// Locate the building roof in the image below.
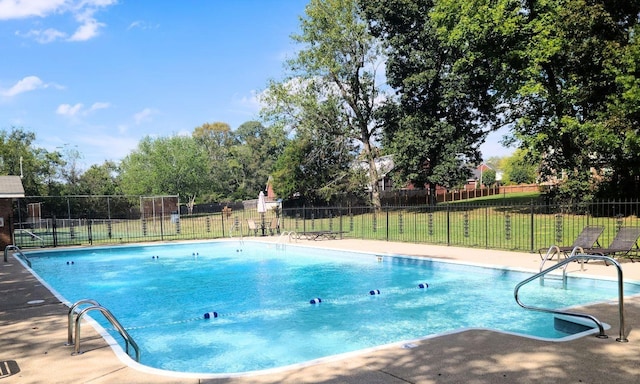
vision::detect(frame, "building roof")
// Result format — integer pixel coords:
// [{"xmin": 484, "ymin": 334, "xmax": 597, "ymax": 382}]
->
[{"xmin": 0, "ymin": 176, "xmax": 25, "ymax": 198}]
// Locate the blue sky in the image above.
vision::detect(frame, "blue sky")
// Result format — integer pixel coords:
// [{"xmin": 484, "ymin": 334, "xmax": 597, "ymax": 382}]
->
[{"xmin": 1, "ymin": 0, "xmax": 512, "ymax": 169}]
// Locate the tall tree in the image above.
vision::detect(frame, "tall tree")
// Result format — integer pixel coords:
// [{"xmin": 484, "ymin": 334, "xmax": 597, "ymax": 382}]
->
[
  {"xmin": 0, "ymin": 127, "xmax": 65, "ymax": 195},
  {"xmin": 262, "ymin": 0, "xmax": 387, "ymax": 208},
  {"xmin": 192, "ymin": 122, "xmax": 238, "ymax": 201},
  {"xmin": 119, "ymin": 135, "xmax": 211, "ymax": 213},
  {"xmin": 431, "ymin": 0, "xmax": 640, "ymax": 201},
  {"xmin": 77, "ymin": 161, "xmax": 120, "ymax": 195},
  {"xmin": 596, "ymin": 20, "xmax": 640, "ymax": 198},
  {"xmin": 264, "ymin": 77, "xmax": 365, "ymax": 203},
  {"xmin": 361, "ymin": 0, "xmax": 503, "ymax": 203},
  {"xmin": 231, "ymin": 121, "xmax": 287, "ymax": 199}
]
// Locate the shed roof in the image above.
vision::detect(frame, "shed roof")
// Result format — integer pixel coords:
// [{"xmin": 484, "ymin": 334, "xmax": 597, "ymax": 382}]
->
[{"xmin": 0, "ymin": 176, "xmax": 25, "ymax": 198}]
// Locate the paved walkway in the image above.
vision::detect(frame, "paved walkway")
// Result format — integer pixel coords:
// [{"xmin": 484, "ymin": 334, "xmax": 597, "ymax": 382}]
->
[{"xmin": 2, "ymin": 239, "xmax": 640, "ymax": 383}]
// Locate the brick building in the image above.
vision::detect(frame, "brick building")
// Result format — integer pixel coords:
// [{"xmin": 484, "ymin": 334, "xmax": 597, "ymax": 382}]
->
[{"xmin": 0, "ymin": 176, "xmax": 25, "ymax": 250}]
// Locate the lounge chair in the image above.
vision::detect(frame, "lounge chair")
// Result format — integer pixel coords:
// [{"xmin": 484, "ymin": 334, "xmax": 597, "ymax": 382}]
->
[
  {"xmin": 247, "ymin": 219, "xmax": 259, "ymax": 236},
  {"xmin": 539, "ymin": 225, "xmax": 604, "ymax": 260},
  {"xmin": 590, "ymin": 227, "xmax": 640, "ymax": 262},
  {"xmin": 268, "ymin": 218, "xmax": 279, "ymax": 236}
]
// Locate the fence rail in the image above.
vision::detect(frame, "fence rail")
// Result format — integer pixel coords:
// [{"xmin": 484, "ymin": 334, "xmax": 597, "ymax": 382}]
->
[{"xmin": 9, "ymin": 197, "xmax": 640, "ymax": 256}]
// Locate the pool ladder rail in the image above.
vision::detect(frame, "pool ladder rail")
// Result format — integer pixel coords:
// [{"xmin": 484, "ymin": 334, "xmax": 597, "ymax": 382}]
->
[
  {"xmin": 4, "ymin": 244, "xmax": 31, "ymax": 267},
  {"xmin": 515, "ymin": 254, "xmax": 628, "ymax": 342},
  {"xmin": 539, "ymin": 245, "xmax": 588, "ymax": 287},
  {"xmin": 276, "ymin": 231, "xmax": 298, "ymax": 250},
  {"xmin": 67, "ymin": 299, "xmax": 140, "ymax": 362}
]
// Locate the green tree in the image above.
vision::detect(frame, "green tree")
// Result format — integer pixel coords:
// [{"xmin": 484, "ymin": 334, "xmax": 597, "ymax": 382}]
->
[
  {"xmin": 361, "ymin": 0, "xmax": 502, "ymax": 203},
  {"xmin": 416, "ymin": 0, "xmax": 640, "ymax": 201},
  {"xmin": 262, "ymin": 0, "xmax": 387, "ymax": 208},
  {"xmin": 231, "ymin": 121, "xmax": 287, "ymax": 200},
  {"xmin": 481, "ymin": 168, "xmax": 496, "ymax": 187},
  {"xmin": 57, "ymin": 144, "xmax": 83, "ymax": 195},
  {"xmin": 77, "ymin": 161, "xmax": 120, "ymax": 195},
  {"xmin": 0, "ymin": 127, "xmax": 65, "ymax": 195},
  {"xmin": 119, "ymin": 135, "xmax": 211, "ymax": 213},
  {"xmin": 192, "ymin": 122, "xmax": 238, "ymax": 201},
  {"xmin": 595, "ymin": 22, "xmax": 640, "ymax": 198},
  {"xmin": 502, "ymin": 150, "xmax": 537, "ymax": 185},
  {"xmin": 265, "ymin": 78, "xmax": 363, "ymax": 203}
]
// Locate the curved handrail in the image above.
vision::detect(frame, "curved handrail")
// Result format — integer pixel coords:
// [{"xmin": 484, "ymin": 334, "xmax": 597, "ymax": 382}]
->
[
  {"xmin": 66, "ymin": 299, "xmax": 101, "ymax": 345},
  {"xmin": 277, "ymin": 231, "xmax": 298, "ymax": 243},
  {"xmin": 4, "ymin": 245, "xmax": 31, "ymax": 267},
  {"xmin": 514, "ymin": 254, "xmax": 627, "ymax": 342},
  {"xmin": 74, "ymin": 305, "xmax": 141, "ymax": 362}
]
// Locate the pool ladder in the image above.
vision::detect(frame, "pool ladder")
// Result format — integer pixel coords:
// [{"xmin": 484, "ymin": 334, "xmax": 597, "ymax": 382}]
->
[
  {"xmin": 67, "ymin": 299, "xmax": 140, "ymax": 362},
  {"xmin": 515, "ymin": 254, "xmax": 627, "ymax": 342},
  {"xmin": 276, "ymin": 231, "xmax": 298, "ymax": 250},
  {"xmin": 3, "ymin": 245, "xmax": 31, "ymax": 267}
]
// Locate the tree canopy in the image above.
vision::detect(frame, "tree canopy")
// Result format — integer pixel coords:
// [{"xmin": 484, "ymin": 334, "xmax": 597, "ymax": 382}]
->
[
  {"xmin": 5, "ymin": 1, "xmax": 640, "ymax": 206},
  {"xmin": 262, "ymin": 0, "xmax": 387, "ymax": 207},
  {"xmin": 361, "ymin": 0, "xmax": 503, "ymax": 202}
]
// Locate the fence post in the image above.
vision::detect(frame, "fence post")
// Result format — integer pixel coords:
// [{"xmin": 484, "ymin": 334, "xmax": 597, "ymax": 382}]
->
[
  {"xmin": 52, "ymin": 216, "xmax": 58, "ymax": 247},
  {"xmin": 530, "ymin": 201, "xmax": 535, "ymax": 252},
  {"xmin": 303, "ymin": 205, "xmax": 307, "ymax": 234},
  {"xmin": 87, "ymin": 219, "xmax": 93, "ymax": 245},
  {"xmin": 221, "ymin": 211, "xmax": 226, "ymax": 238},
  {"xmin": 485, "ymin": 206, "xmax": 489, "ymax": 248},
  {"xmin": 446, "ymin": 203, "xmax": 451, "ymax": 246},
  {"xmin": 339, "ymin": 206, "xmax": 344, "ymax": 239},
  {"xmin": 386, "ymin": 208, "xmax": 389, "ymax": 241}
]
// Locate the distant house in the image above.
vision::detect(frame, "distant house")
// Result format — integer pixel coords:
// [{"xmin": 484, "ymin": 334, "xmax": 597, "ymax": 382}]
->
[
  {"xmin": 358, "ymin": 154, "xmax": 395, "ymax": 192},
  {"xmin": 468, "ymin": 163, "xmax": 502, "ymax": 189}
]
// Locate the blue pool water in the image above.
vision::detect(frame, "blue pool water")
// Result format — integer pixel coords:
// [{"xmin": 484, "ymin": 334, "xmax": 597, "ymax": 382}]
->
[{"xmin": 25, "ymin": 241, "xmax": 640, "ymax": 374}]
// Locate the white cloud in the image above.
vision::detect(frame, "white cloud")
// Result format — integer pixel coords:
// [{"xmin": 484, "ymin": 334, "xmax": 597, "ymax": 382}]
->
[
  {"xmin": 0, "ymin": 0, "xmax": 67, "ymax": 20},
  {"xmin": 5, "ymin": 0, "xmax": 118, "ymax": 43},
  {"xmin": 56, "ymin": 101, "xmax": 110, "ymax": 117},
  {"xmin": 235, "ymin": 90, "xmax": 260, "ymax": 110},
  {"xmin": 133, "ymin": 108, "xmax": 156, "ymax": 124},
  {"xmin": 56, "ymin": 103, "xmax": 84, "ymax": 116},
  {"xmin": 77, "ymin": 132, "xmax": 139, "ymax": 163},
  {"xmin": 18, "ymin": 28, "xmax": 67, "ymax": 43},
  {"xmin": 68, "ymin": 17, "xmax": 104, "ymax": 41},
  {"xmin": 1, "ymin": 75, "xmax": 55, "ymax": 97},
  {"xmin": 90, "ymin": 101, "xmax": 110, "ymax": 111},
  {"xmin": 127, "ymin": 20, "xmax": 158, "ymax": 30}
]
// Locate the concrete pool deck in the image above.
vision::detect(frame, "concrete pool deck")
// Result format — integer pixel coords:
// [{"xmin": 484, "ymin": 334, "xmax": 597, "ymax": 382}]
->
[{"xmin": 2, "ymin": 238, "xmax": 640, "ymax": 383}]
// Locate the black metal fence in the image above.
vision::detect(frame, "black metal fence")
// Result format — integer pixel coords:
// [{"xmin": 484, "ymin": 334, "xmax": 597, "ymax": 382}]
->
[{"xmin": 9, "ymin": 196, "xmax": 640, "ymax": 256}]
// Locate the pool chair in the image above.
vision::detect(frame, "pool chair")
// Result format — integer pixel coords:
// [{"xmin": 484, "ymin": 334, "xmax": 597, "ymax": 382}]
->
[
  {"xmin": 246, "ymin": 219, "xmax": 259, "ymax": 236},
  {"xmin": 539, "ymin": 225, "xmax": 604, "ymax": 260},
  {"xmin": 590, "ymin": 227, "xmax": 640, "ymax": 262},
  {"xmin": 268, "ymin": 218, "xmax": 279, "ymax": 236}
]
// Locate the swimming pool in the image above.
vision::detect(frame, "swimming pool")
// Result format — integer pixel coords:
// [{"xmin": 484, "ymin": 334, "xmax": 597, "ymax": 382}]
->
[{"xmin": 24, "ymin": 241, "xmax": 640, "ymax": 375}]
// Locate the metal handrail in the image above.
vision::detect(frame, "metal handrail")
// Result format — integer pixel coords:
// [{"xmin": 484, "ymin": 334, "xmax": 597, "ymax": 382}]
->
[
  {"xmin": 66, "ymin": 299, "xmax": 101, "ymax": 345},
  {"xmin": 277, "ymin": 231, "xmax": 298, "ymax": 243},
  {"xmin": 14, "ymin": 228, "xmax": 45, "ymax": 247},
  {"xmin": 4, "ymin": 245, "xmax": 31, "ymax": 267},
  {"xmin": 73, "ymin": 305, "xmax": 141, "ymax": 362},
  {"xmin": 514, "ymin": 254, "xmax": 628, "ymax": 342}
]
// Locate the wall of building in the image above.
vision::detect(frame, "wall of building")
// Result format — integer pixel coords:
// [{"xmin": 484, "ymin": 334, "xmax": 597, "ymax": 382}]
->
[{"xmin": 0, "ymin": 199, "xmax": 13, "ymax": 249}]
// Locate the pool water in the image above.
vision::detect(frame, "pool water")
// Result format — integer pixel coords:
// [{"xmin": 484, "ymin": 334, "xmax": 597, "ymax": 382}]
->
[{"xmin": 25, "ymin": 241, "xmax": 640, "ymax": 374}]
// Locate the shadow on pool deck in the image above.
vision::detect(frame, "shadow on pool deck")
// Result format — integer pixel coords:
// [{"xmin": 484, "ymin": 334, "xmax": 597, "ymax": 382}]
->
[{"xmin": 2, "ymin": 239, "xmax": 640, "ymax": 383}]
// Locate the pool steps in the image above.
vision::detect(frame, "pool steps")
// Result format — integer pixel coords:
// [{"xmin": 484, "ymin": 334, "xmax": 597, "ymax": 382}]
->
[{"xmin": 515, "ymin": 254, "xmax": 627, "ymax": 342}]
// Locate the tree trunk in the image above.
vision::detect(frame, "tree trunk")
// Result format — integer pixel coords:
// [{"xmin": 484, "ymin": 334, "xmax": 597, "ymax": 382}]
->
[{"xmin": 363, "ymin": 141, "xmax": 381, "ymax": 210}]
